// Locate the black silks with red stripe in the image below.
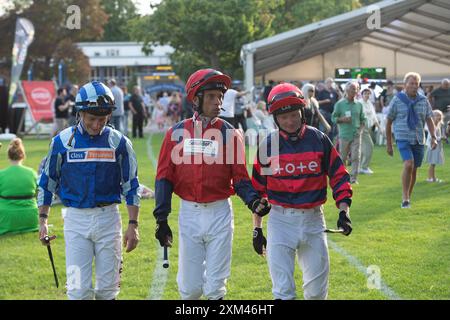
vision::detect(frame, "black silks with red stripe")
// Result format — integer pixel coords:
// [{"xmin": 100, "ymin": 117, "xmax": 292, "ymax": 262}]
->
[{"xmin": 252, "ymin": 126, "xmax": 352, "ymax": 209}]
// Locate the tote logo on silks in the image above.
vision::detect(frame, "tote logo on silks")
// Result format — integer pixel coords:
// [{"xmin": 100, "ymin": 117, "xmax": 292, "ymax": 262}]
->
[
  {"xmin": 272, "ymin": 160, "xmax": 321, "ymax": 176},
  {"xmin": 67, "ymin": 148, "xmax": 116, "ymax": 162},
  {"xmin": 183, "ymin": 139, "xmax": 218, "ymax": 157}
]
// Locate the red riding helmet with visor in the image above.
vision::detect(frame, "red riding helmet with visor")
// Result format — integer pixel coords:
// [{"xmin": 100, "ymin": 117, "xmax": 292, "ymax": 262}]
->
[
  {"xmin": 267, "ymin": 83, "xmax": 306, "ymax": 115},
  {"xmin": 185, "ymin": 69, "xmax": 232, "ymax": 104}
]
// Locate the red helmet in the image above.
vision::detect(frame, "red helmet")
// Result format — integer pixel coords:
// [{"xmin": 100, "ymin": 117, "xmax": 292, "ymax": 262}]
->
[
  {"xmin": 185, "ymin": 68, "xmax": 232, "ymax": 103},
  {"xmin": 267, "ymin": 83, "xmax": 306, "ymax": 115}
]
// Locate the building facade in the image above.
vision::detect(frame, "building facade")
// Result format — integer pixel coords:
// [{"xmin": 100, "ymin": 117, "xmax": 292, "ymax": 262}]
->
[{"xmin": 76, "ymin": 42, "xmax": 175, "ymax": 86}]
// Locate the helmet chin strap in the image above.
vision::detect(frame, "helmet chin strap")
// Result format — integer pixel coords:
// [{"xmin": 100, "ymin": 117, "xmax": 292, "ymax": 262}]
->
[
  {"xmin": 194, "ymin": 94, "xmax": 204, "ymax": 115},
  {"xmin": 275, "ymin": 119, "xmax": 302, "ymax": 137},
  {"xmin": 67, "ymin": 113, "xmax": 82, "ymax": 148},
  {"xmin": 274, "ymin": 108, "xmax": 305, "ymax": 138},
  {"xmin": 193, "ymin": 95, "xmax": 213, "ymax": 128}
]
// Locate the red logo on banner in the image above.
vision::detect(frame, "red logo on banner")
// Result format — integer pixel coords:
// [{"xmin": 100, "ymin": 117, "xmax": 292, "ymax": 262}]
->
[
  {"xmin": 21, "ymin": 81, "xmax": 55, "ymax": 122},
  {"xmin": 31, "ymin": 87, "xmax": 52, "ymax": 105}
]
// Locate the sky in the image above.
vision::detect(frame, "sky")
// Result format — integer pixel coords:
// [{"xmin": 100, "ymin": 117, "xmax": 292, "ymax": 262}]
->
[
  {"xmin": 133, "ymin": 0, "xmax": 161, "ymax": 15},
  {"xmin": 0, "ymin": 1, "xmax": 11, "ymax": 16}
]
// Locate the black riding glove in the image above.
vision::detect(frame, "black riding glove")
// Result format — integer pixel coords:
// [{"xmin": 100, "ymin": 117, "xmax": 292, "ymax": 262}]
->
[
  {"xmin": 155, "ymin": 219, "xmax": 173, "ymax": 247},
  {"xmin": 253, "ymin": 227, "xmax": 267, "ymax": 255},
  {"xmin": 248, "ymin": 198, "xmax": 271, "ymax": 217},
  {"xmin": 337, "ymin": 210, "xmax": 352, "ymax": 236}
]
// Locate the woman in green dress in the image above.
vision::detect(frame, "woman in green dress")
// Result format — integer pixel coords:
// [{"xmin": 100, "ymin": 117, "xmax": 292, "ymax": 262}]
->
[{"xmin": 0, "ymin": 138, "xmax": 38, "ymax": 235}]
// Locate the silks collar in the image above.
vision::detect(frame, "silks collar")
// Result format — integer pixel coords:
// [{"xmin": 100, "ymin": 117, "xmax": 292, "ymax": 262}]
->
[
  {"xmin": 279, "ymin": 124, "xmax": 306, "ymax": 141},
  {"xmin": 192, "ymin": 112, "xmax": 219, "ymax": 128}
]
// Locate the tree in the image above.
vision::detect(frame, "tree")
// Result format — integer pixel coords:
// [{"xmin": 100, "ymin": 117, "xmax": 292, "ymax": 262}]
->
[
  {"xmin": 272, "ymin": 0, "xmax": 381, "ymax": 33},
  {"xmin": 128, "ymin": 0, "xmax": 279, "ymax": 81},
  {"xmin": 0, "ymin": 0, "xmax": 108, "ymax": 84},
  {"xmin": 101, "ymin": 0, "xmax": 139, "ymax": 41},
  {"xmin": 53, "ymin": 39, "xmax": 91, "ymax": 85},
  {"xmin": 128, "ymin": 0, "xmax": 382, "ymax": 82}
]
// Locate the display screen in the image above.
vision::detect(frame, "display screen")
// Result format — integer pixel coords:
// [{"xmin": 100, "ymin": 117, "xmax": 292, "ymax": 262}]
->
[{"xmin": 335, "ymin": 67, "xmax": 386, "ymax": 81}]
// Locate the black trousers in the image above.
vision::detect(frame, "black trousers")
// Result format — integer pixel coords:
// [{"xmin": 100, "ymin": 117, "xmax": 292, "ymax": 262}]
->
[
  {"xmin": 219, "ymin": 116, "xmax": 236, "ymax": 128},
  {"xmin": 132, "ymin": 114, "xmax": 144, "ymax": 138},
  {"xmin": 234, "ymin": 114, "xmax": 247, "ymax": 132}
]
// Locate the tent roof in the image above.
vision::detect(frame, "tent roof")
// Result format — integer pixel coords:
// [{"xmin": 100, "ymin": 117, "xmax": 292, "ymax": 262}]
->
[{"xmin": 242, "ymin": 0, "xmax": 450, "ymax": 76}]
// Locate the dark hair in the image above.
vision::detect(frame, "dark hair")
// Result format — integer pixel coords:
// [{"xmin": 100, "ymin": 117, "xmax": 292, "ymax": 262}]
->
[
  {"xmin": 361, "ymin": 88, "xmax": 371, "ymax": 95},
  {"xmin": 57, "ymin": 88, "xmax": 65, "ymax": 95}
]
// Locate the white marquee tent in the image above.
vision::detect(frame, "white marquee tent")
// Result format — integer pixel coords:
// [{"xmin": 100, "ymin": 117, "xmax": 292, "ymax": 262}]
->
[{"xmin": 241, "ymin": 0, "xmax": 450, "ymax": 89}]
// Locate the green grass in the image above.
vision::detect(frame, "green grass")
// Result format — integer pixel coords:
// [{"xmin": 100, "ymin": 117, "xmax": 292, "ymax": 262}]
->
[{"xmin": 0, "ymin": 135, "xmax": 449, "ymax": 300}]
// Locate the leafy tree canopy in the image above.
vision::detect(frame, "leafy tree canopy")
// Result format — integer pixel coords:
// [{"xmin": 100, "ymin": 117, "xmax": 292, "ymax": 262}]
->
[
  {"xmin": 101, "ymin": 0, "xmax": 139, "ymax": 41},
  {"xmin": 271, "ymin": 0, "xmax": 378, "ymax": 33},
  {"xmin": 0, "ymin": 0, "xmax": 107, "ymax": 84},
  {"xmin": 129, "ymin": 0, "xmax": 380, "ymax": 81},
  {"xmin": 128, "ymin": 0, "xmax": 279, "ymax": 80}
]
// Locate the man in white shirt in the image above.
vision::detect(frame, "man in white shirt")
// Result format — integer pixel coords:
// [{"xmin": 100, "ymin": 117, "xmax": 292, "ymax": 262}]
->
[{"xmin": 219, "ymin": 87, "xmax": 248, "ymax": 128}]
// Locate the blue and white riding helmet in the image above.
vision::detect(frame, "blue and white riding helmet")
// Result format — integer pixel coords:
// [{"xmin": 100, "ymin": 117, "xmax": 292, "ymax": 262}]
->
[{"xmin": 75, "ymin": 81, "xmax": 116, "ymax": 116}]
